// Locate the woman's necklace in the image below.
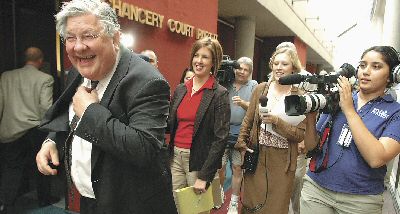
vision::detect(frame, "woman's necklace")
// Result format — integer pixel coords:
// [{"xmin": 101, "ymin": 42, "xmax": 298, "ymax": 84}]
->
[
  {"xmin": 192, "ymin": 76, "xmax": 207, "ymax": 95},
  {"xmin": 271, "ymin": 83, "xmax": 292, "ymax": 100}
]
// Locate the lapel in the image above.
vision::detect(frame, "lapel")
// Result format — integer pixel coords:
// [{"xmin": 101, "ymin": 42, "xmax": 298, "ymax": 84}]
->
[
  {"xmin": 173, "ymin": 86, "xmax": 187, "ymax": 115},
  {"xmin": 40, "ymin": 71, "xmax": 82, "ymax": 132},
  {"xmin": 193, "ymin": 86, "xmax": 215, "ymax": 138},
  {"xmin": 91, "ymin": 46, "xmax": 132, "ymax": 170}
]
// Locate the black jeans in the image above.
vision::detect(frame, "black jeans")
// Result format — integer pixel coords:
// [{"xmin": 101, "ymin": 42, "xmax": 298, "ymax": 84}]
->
[
  {"xmin": 0, "ymin": 132, "xmax": 30, "ymax": 205},
  {"xmin": 80, "ymin": 196, "xmax": 97, "ymax": 214},
  {"xmin": 0, "ymin": 127, "xmax": 51, "ymax": 205}
]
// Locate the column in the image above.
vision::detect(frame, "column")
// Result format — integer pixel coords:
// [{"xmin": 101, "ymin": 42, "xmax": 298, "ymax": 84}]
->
[
  {"xmin": 383, "ymin": 0, "xmax": 400, "ymax": 50},
  {"xmin": 234, "ymin": 16, "xmax": 256, "ymax": 60}
]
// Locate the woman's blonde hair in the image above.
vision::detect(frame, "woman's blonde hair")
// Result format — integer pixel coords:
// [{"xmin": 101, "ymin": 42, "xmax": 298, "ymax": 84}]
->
[{"xmin": 269, "ymin": 47, "xmax": 302, "ymax": 81}]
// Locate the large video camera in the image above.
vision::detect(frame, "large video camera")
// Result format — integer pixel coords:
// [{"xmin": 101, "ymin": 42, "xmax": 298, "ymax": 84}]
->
[
  {"xmin": 216, "ymin": 55, "xmax": 241, "ymax": 88},
  {"xmin": 278, "ymin": 63, "xmax": 356, "ymax": 116}
]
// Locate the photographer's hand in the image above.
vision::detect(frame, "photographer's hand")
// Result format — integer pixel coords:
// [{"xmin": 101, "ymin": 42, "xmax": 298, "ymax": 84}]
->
[{"xmin": 338, "ymin": 76, "xmax": 355, "ymax": 115}]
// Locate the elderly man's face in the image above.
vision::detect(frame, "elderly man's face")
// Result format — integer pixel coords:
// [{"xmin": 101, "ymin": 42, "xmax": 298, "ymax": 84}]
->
[
  {"xmin": 234, "ymin": 63, "xmax": 251, "ymax": 84},
  {"xmin": 65, "ymin": 14, "xmax": 120, "ymax": 80}
]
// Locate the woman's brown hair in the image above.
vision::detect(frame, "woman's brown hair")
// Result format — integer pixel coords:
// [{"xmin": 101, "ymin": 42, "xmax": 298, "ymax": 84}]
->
[{"xmin": 189, "ymin": 37, "xmax": 223, "ymax": 75}]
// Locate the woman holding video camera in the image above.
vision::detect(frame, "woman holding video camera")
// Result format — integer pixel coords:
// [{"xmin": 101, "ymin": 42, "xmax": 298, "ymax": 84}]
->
[
  {"xmin": 301, "ymin": 46, "xmax": 400, "ymax": 214},
  {"xmin": 168, "ymin": 37, "xmax": 230, "ymax": 210},
  {"xmin": 235, "ymin": 47, "xmax": 309, "ymax": 214}
]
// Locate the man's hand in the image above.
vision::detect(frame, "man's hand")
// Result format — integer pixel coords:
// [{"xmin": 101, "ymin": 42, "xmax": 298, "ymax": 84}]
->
[
  {"xmin": 72, "ymin": 86, "xmax": 99, "ymax": 117},
  {"xmin": 232, "ymin": 96, "xmax": 243, "ymax": 105},
  {"xmin": 36, "ymin": 140, "xmax": 59, "ymax": 175},
  {"xmin": 232, "ymin": 95, "xmax": 250, "ymax": 110}
]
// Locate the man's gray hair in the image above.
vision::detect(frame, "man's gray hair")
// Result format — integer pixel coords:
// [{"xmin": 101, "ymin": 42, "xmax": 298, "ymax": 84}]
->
[
  {"xmin": 237, "ymin": 57, "xmax": 253, "ymax": 73},
  {"xmin": 55, "ymin": 0, "xmax": 120, "ymax": 39}
]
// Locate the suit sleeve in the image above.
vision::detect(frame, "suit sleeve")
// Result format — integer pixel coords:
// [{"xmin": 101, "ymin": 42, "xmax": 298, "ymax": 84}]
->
[
  {"xmin": 39, "ymin": 76, "xmax": 54, "ymax": 119},
  {"xmin": 0, "ymin": 75, "xmax": 3, "ymax": 123},
  {"xmin": 198, "ymin": 89, "xmax": 230, "ymax": 182},
  {"xmin": 75, "ymin": 77, "xmax": 170, "ymax": 169}
]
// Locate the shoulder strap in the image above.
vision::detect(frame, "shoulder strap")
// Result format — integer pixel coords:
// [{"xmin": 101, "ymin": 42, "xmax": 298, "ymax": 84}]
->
[{"xmin": 261, "ymin": 81, "xmax": 270, "ymax": 96}]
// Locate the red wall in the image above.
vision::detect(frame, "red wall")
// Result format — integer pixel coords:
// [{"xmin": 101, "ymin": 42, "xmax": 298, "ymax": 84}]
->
[
  {"xmin": 294, "ymin": 37, "xmax": 307, "ymax": 68},
  {"xmin": 118, "ymin": 0, "xmax": 218, "ymax": 92}
]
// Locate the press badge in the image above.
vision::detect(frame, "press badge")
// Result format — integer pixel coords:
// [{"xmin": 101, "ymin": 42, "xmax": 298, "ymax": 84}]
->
[{"xmin": 337, "ymin": 124, "xmax": 352, "ymax": 147}]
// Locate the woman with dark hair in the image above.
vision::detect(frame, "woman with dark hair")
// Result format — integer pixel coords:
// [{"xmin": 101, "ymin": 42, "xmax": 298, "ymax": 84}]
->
[
  {"xmin": 179, "ymin": 68, "xmax": 195, "ymax": 84},
  {"xmin": 301, "ymin": 46, "xmax": 400, "ymax": 214},
  {"xmin": 168, "ymin": 37, "xmax": 230, "ymax": 210},
  {"xmin": 235, "ymin": 47, "xmax": 308, "ymax": 214}
]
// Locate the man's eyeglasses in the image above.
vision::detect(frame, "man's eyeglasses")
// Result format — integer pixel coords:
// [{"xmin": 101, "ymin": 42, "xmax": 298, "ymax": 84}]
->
[{"xmin": 63, "ymin": 33, "xmax": 101, "ymax": 46}]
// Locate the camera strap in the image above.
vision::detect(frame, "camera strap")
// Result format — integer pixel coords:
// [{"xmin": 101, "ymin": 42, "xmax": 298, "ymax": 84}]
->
[{"xmin": 309, "ymin": 117, "xmax": 333, "ymax": 173}]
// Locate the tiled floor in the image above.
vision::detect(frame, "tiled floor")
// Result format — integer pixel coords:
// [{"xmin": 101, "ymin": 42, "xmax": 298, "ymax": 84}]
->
[
  {"xmin": 11, "ymin": 162, "xmax": 397, "ymax": 214},
  {"xmin": 6, "ymin": 191, "xmax": 75, "ymax": 214}
]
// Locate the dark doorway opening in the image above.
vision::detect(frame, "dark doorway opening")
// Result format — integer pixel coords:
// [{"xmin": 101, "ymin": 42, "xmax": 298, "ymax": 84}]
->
[{"xmin": 0, "ymin": 0, "xmax": 62, "ymax": 98}]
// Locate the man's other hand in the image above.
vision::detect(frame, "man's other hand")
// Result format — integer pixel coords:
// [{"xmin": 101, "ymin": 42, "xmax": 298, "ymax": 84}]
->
[{"xmin": 36, "ymin": 140, "xmax": 59, "ymax": 175}]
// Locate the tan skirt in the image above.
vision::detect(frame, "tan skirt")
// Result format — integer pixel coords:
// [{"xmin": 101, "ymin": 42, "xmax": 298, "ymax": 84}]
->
[{"xmin": 241, "ymin": 145, "xmax": 296, "ymax": 214}]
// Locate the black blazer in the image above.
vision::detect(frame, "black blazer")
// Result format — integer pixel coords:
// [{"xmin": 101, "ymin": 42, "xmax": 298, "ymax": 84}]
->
[
  {"xmin": 40, "ymin": 46, "xmax": 177, "ymax": 214},
  {"xmin": 168, "ymin": 80, "xmax": 230, "ymax": 182}
]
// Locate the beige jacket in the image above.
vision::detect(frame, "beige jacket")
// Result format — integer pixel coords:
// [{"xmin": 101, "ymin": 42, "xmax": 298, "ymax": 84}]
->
[
  {"xmin": 235, "ymin": 81, "xmax": 309, "ymax": 172},
  {"xmin": 0, "ymin": 65, "xmax": 53, "ymax": 143}
]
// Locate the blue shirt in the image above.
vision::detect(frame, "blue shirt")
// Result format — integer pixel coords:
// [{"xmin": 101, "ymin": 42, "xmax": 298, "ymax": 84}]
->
[
  {"xmin": 228, "ymin": 80, "xmax": 257, "ymax": 143},
  {"xmin": 229, "ymin": 80, "xmax": 258, "ymax": 125},
  {"xmin": 307, "ymin": 92, "xmax": 400, "ymax": 194}
]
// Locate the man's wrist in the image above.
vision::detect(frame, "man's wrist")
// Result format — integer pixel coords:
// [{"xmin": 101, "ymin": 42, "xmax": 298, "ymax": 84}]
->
[{"xmin": 43, "ymin": 138, "xmax": 56, "ymax": 145}]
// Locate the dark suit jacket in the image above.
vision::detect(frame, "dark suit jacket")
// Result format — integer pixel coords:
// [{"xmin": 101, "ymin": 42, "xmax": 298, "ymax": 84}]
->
[
  {"xmin": 168, "ymin": 80, "xmax": 230, "ymax": 182},
  {"xmin": 40, "ymin": 46, "xmax": 177, "ymax": 214}
]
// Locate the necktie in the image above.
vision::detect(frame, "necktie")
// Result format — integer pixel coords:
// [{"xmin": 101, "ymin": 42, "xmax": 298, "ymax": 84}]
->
[
  {"xmin": 69, "ymin": 81, "xmax": 99, "ymax": 130},
  {"xmin": 64, "ymin": 80, "xmax": 99, "ymax": 206}
]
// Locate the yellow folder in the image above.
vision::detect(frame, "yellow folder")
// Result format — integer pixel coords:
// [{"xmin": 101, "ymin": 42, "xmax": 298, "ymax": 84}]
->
[{"xmin": 174, "ymin": 186, "xmax": 214, "ymax": 214}]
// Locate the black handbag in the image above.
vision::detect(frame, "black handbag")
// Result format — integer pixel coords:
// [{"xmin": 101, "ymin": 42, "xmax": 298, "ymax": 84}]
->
[{"xmin": 241, "ymin": 144, "xmax": 259, "ymax": 174}]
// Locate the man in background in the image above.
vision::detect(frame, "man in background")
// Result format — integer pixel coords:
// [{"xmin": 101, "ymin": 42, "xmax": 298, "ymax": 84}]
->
[
  {"xmin": 220, "ymin": 57, "xmax": 258, "ymax": 214},
  {"xmin": 0, "ymin": 47, "xmax": 54, "ymax": 213},
  {"xmin": 140, "ymin": 49, "xmax": 158, "ymax": 68}
]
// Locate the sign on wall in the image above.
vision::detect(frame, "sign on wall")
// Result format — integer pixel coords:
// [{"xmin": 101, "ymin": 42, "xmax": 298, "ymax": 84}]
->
[{"xmin": 108, "ymin": 0, "xmax": 218, "ymax": 40}]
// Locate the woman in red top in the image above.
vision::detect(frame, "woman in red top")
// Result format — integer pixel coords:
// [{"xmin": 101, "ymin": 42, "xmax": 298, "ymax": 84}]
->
[{"xmin": 168, "ymin": 37, "xmax": 230, "ymax": 207}]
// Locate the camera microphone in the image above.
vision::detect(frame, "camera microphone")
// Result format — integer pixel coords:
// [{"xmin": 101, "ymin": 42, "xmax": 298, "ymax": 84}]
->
[
  {"xmin": 336, "ymin": 63, "xmax": 356, "ymax": 78},
  {"xmin": 259, "ymin": 95, "xmax": 269, "ymax": 132},
  {"xmin": 278, "ymin": 74, "xmax": 308, "ymax": 85}
]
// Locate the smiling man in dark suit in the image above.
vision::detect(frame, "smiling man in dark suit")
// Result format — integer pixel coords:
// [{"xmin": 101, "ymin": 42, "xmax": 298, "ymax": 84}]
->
[{"xmin": 35, "ymin": 0, "xmax": 176, "ymax": 213}]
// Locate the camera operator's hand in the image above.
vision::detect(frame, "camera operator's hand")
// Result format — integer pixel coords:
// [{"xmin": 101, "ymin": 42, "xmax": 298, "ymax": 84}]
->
[
  {"xmin": 261, "ymin": 113, "xmax": 278, "ymax": 125},
  {"xmin": 338, "ymin": 76, "xmax": 355, "ymax": 115}
]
